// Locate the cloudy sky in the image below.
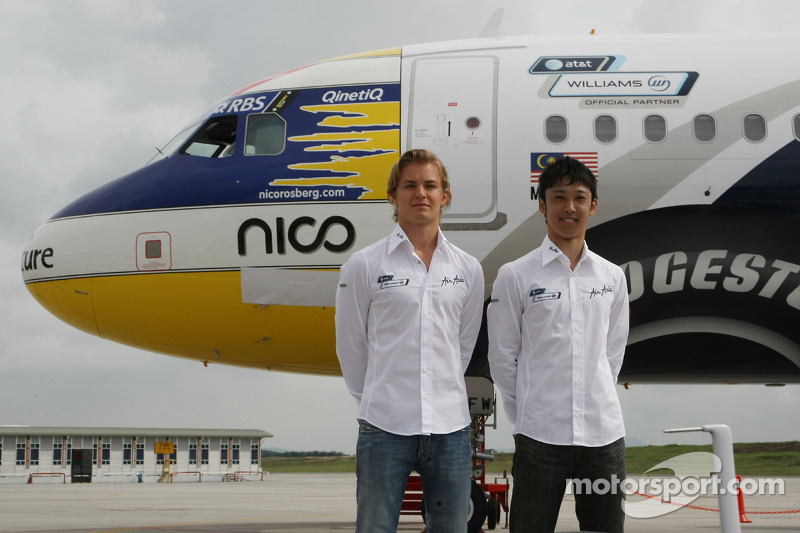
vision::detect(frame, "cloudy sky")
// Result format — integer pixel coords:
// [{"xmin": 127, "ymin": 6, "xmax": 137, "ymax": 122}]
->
[{"xmin": 2, "ymin": 0, "xmax": 799, "ymax": 454}]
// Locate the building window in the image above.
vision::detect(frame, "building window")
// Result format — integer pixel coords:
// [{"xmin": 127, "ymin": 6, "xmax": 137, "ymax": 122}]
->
[
  {"xmin": 0, "ymin": 441, "xmax": 3, "ymax": 466},
  {"xmin": 136, "ymin": 442, "xmax": 145, "ymax": 465},
  {"xmin": 189, "ymin": 443, "xmax": 197, "ymax": 465},
  {"xmin": 232, "ymin": 444, "xmax": 240, "ymax": 465},
  {"xmin": 743, "ymin": 113, "xmax": 767, "ymax": 142},
  {"xmin": 29, "ymin": 443, "xmax": 39, "ymax": 466},
  {"xmin": 201, "ymin": 443, "xmax": 209, "ymax": 465},
  {"xmin": 102, "ymin": 443, "xmax": 111, "ymax": 465},
  {"xmin": 66, "ymin": 443, "xmax": 72, "ymax": 466},
  {"xmin": 123, "ymin": 443, "xmax": 132, "ymax": 465},
  {"xmin": 221, "ymin": 443, "xmax": 229, "ymax": 465},
  {"xmin": 16, "ymin": 443, "xmax": 25, "ymax": 466},
  {"xmin": 545, "ymin": 115, "xmax": 568, "ymax": 144},
  {"xmin": 594, "ymin": 115, "xmax": 617, "ymax": 143},
  {"xmin": 693, "ymin": 114, "xmax": 717, "ymax": 143},
  {"xmin": 53, "ymin": 443, "xmax": 62, "ymax": 466},
  {"xmin": 251, "ymin": 444, "xmax": 259, "ymax": 465},
  {"xmin": 93, "ymin": 443, "xmax": 98, "ymax": 465},
  {"xmin": 644, "ymin": 114, "xmax": 667, "ymax": 143}
]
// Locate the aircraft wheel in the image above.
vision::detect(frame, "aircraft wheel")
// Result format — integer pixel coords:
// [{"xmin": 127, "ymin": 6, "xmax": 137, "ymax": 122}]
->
[
  {"xmin": 487, "ymin": 495, "xmax": 500, "ymax": 530},
  {"xmin": 467, "ymin": 479, "xmax": 488, "ymax": 533}
]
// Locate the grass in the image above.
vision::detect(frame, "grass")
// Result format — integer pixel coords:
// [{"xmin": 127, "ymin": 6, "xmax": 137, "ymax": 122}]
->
[{"xmin": 262, "ymin": 441, "xmax": 800, "ymax": 476}]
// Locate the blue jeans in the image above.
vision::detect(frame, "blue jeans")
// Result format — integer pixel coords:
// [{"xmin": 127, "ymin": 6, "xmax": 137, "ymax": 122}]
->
[
  {"xmin": 510, "ymin": 435, "xmax": 626, "ymax": 533},
  {"xmin": 355, "ymin": 420, "xmax": 472, "ymax": 533}
]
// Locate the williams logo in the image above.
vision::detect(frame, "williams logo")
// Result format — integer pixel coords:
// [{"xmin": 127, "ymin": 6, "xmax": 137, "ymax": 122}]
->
[
  {"xmin": 381, "ymin": 279, "xmax": 409, "ymax": 289},
  {"xmin": 530, "ymin": 288, "xmax": 561, "ymax": 302},
  {"xmin": 548, "ymin": 72, "xmax": 699, "ymax": 98}
]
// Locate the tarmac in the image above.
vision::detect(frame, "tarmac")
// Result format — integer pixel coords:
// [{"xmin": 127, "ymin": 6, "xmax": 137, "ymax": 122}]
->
[{"xmin": 0, "ymin": 473, "xmax": 797, "ymax": 533}]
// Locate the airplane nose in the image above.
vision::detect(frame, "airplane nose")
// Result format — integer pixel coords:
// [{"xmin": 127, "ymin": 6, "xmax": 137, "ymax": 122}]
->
[{"xmin": 21, "ymin": 218, "xmax": 99, "ymax": 337}]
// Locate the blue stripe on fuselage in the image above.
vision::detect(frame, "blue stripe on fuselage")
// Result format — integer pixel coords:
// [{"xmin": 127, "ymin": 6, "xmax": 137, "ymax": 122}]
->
[{"xmin": 51, "ymin": 83, "xmax": 400, "ymax": 220}]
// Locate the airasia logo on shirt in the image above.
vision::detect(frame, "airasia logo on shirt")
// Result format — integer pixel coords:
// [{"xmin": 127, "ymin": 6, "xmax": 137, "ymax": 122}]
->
[
  {"xmin": 441, "ymin": 274, "xmax": 466, "ymax": 287},
  {"xmin": 589, "ymin": 285, "xmax": 615, "ymax": 299}
]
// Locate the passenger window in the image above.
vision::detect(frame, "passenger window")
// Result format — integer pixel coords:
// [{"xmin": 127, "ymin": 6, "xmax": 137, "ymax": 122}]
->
[
  {"xmin": 743, "ymin": 113, "xmax": 767, "ymax": 142},
  {"xmin": 181, "ymin": 115, "xmax": 237, "ymax": 158},
  {"xmin": 545, "ymin": 115, "xmax": 568, "ymax": 144},
  {"xmin": 794, "ymin": 114, "xmax": 800, "ymax": 141},
  {"xmin": 594, "ymin": 115, "xmax": 617, "ymax": 144},
  {"xmin": 644, "ymin": 115, "xmax": 667, "ymax": 143},
  {"xmin": 245, "ymin": 113, "xmax": 286, "ymax": 155},
  {"xmin": 693, "ymin": 114, "xmax": 717, "ymax": 143}
]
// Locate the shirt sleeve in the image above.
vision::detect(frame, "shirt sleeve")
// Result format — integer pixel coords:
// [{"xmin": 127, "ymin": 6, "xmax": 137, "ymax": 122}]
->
[
  {"xmin": 459, "ymin": 258, "xmax": 485, "ymax": 374},
  {"xmin": 606, "ymin": 266, "xmax": 630, "ymax": 382},
  {"xmin": 335, "ymin": 252, "xmax": 371, "ymax": 404},
  {"xmin": 487, "ymin": 264, "xmax": 522, "ymax": 425}
]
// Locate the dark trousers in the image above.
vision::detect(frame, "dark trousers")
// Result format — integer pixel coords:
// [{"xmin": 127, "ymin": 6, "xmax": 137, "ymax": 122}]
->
[{"xmin": 510, "ymin": 435, "xmax": 626, "ymax": 533}]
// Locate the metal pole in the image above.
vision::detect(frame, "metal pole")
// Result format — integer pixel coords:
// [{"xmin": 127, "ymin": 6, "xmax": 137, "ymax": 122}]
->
[
  {"xmin": 702, "ymin": 425, "xmax": 740, "ymax": 533},
  {"xmin": 663, "ymin": 425, "xmax": 741, "ymax": 533}
]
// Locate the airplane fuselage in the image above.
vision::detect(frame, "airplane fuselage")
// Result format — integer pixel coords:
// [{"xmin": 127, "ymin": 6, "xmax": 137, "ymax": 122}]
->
[{"xmin": 22, "ymin": 33, "xmax": 800, "ymax": 382}]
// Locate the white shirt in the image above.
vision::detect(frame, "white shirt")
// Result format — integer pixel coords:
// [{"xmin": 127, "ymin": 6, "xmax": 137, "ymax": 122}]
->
[
  {"xmin": 487, "ymin": 236, "xmax": 629, "ymax": 447},
  {"xmin": 335, "ymin": 224, "xmax": 485, "ymax": 436}
]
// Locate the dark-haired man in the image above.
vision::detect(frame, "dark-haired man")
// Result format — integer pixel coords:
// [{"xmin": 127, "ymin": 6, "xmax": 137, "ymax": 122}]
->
[{"xmin": 488, "ymin": 156, "xmax": 629, "ymax": 532}]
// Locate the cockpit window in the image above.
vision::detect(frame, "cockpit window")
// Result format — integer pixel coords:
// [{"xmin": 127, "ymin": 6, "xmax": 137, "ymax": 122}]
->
[
  {"xmin": 245, "ymin": 113, "xmax": 286, "ymax": 155},
  {"xmin": 181, "ymin": 115, "xmax": 237, "ymax": 158},
  {"xmin": 147, "ymin": 122, "xmax": 199, "ymax": 165}
]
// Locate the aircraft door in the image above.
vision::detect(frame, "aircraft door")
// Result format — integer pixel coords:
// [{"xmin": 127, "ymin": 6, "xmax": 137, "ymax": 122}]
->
[{"xmin": 408, "ymin": 56, "xmax": 505, "ymax": 230}]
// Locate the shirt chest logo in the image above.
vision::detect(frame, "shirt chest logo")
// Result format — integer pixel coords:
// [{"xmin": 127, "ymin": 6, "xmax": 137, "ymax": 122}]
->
[
  {"xmin": 378, "ymin": 274, "xmax": 409, "ymax": 289},
  {"xmin": 589, "ymin": 285, "xmax": 614, "ymax": 299},
  {"xmin": 441, "ymin": 274, "xmax": 466, "ymax": 287},
  {"xmin": 530, "ymin": 287, "xmax": 561, "ymax": 302}
]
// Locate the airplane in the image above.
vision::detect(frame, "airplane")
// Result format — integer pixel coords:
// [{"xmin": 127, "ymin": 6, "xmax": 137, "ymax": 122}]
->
[{"xmin": 21, "ymin": 32, "xmax": 800, "ymax": 385}]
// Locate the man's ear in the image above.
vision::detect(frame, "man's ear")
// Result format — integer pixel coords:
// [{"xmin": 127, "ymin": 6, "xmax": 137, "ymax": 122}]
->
[
  {"xmin": 538, "ymin": 196, "xmax": 547, "ymax": 216},
  {"xmin": 589, "ymin": 197, "xmax": 598, "ymax": 216}
]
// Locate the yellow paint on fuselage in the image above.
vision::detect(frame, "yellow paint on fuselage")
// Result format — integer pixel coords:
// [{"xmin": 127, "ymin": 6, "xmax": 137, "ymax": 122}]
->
[
  {"xmin": 26, "ymin": 272, "xmax": 341, "ymax": 375},
  {"xmin": 26, "ymin": 277, "xmax": 99, "ymax": 337},
  {"xmin": 272, "ymin": 101, "xmax": 399, "ymax": 200},
  {"xmin": 300, "ymin": 102, "xmax": 400, "ymax": 128},
  {"xmin": 328, "ymin": 47, "xmax": 401, "ymax": 60}
]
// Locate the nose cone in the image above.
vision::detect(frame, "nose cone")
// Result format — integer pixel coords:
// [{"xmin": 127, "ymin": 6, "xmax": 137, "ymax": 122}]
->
[{"xmin": 21, "ymin": 218, "xmax": 99, "ymax": 337}]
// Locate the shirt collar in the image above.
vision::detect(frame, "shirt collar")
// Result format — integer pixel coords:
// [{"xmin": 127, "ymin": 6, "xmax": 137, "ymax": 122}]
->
[
  {"xmin": 540, "ymin": 235, "xmax": 594, "ymax": 267},
  {"xmin": 388, "ymin": 223, "xmax": 448, "ymax": 256}
]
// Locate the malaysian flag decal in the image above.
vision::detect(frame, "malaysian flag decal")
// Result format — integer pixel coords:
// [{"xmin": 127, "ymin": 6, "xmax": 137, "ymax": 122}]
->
[{"xmin": 530, "ymin": 152, "xmax": 599, "ymax": 184}]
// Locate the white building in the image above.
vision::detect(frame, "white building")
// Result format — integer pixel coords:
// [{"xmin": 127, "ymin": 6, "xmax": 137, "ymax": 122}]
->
[{"xmin": 0, "ymin": 427, "xmax": 272, "ymax": 484}]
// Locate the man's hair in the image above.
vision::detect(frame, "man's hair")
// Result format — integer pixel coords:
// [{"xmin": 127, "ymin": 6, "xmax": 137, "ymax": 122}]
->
[
  {"xmin": 539, "ymin": 156, "xmax": 598, "ymax": 203},
  {"xmin": 387, "ymin": 149, "xmax": 452, "ymax": 222}
]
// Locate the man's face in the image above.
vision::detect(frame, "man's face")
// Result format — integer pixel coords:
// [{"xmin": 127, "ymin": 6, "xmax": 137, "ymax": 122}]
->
[
  {"xmin": 391, "ymin": 162, "xmax": 450, "ymax": 228},
  {"xmin": 539, "ymin": 177, "xmax": 597, "ymax": 244}
]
